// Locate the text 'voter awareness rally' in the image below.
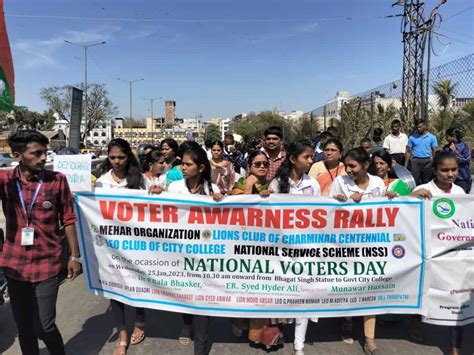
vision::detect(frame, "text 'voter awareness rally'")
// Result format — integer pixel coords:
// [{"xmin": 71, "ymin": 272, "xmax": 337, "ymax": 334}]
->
[{"xmin": 0, "ymin": 123, "xmax": 471, "ymax": 355}]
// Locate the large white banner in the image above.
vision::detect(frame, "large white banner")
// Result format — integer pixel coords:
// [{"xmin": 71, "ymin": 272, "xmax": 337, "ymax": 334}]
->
[
  {"xmin": 76, "ymin": 189, "xmax": 428, "ymax": 318},
  {"xmin": 424, "ymin": 195, "xmax": 474, "ymax": 326}
]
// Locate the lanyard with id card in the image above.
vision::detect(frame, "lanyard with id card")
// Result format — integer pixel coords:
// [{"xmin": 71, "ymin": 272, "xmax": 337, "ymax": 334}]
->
[{"xmin": 16, "ymin": 176, "xmax": 43, "ymax": 246}]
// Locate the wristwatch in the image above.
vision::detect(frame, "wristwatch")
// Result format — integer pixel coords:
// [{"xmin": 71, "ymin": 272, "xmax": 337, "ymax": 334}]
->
[{"xmin": 69, "ymin": 256, "xmax": 82, "ymax": 264}]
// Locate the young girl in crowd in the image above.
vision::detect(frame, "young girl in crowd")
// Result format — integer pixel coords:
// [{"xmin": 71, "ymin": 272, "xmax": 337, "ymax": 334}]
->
[
  {"xmin": 210, "ymin": 140, "xmax": 236, "ymax": 194},
  {"xmin": 329, "ymin": 147, "xmax": 386, "ymax": 354},
  {"xmin": 95, "ymin": 139, "xmax": 146, "ymax": 355},
  {"xmin": 412, "ymin": 151, "xmax": 465, "ymax": 355},
  {"xmin": 269, "ymin": 140, "xmax": 320, "ymax": 355},
  {"xmin": 308, "ymin": 138, "xmax": 346, "ymax": 196},
  {"xmin": 442, "ymin": 127, "xmax": 471, "ymax": 193},
  {"xmin": 150, "ymin": 142, "xmax": 221, "ymax": 355},
  {"xmin": 142, "ymin": 150, "xmax": 166, "ymax": 190},
  {"xmin": 160, "ymin": 138, "xmax": 179, "ymax": 172}
]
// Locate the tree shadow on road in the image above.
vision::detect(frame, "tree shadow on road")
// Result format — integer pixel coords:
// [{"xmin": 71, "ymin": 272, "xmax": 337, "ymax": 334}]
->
[{"xmin": 64, "ymin": 305, "xmax": 115, "ymax": 355}]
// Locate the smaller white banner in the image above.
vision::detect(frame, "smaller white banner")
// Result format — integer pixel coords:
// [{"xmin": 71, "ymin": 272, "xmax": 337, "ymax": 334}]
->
[
  {"xmin": 53, "ymin": 154, "xmax": 92, "ymax": 192},
  {"xmin": 424, "ymin": 196, "xmax": 474, "ymax": 326}
]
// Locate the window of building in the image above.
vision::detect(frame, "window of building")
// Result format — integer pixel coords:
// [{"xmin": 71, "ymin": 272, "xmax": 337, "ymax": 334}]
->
[
  {"xmin": 93, "ymin": 132, "xmax": 99, "ymax": 136},
  {"xmin": 94, "ymin": 140, "xmax": 99, "ymax": 145},
  {"xmin": 101, "ymin": 132, "xmax": 107, "ymax": 136}
]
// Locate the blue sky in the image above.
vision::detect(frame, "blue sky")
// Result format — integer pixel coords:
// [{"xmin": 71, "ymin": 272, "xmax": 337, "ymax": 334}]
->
[{"xmin": 4, "ymin": 0, "xmax": 474, "ymax": 119}]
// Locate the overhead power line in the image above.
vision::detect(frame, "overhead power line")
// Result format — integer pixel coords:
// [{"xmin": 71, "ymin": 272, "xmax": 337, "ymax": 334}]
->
[
  {"xmin": 5, "ymin": 13, "xmax": 402, "ymax": 23},
  {"xmin": 443, "ymin": 5, "xmax": 474, "ymax": 21}
]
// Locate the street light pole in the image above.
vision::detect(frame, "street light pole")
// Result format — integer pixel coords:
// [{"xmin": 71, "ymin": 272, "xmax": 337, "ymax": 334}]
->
[
  {"xmin": 117, "ymin": 78, "xmax": 144, "ymax": 143},
  {"xmin": 143, "ymin": 97, "xmax": 162, "ymax": 143},
  {"xmin": 64, "ymin": 40, "xmax": 106, "ymax": 144}
]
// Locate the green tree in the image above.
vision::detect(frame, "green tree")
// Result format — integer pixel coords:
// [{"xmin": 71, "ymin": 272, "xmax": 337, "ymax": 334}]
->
[
  {"xmin": 429, "ymin": 79, "xmax": 470, "ymax": 144},
  {"xmin": 40, "ymin": 83, "xmax": 118, "ymax": 141},
  {"xmin": 204, "ymin": 123, "xmax": 221, "ymax": 142},
  {"xmin": 340, "ymin": 99, "xmax": 370, "ymax": 149},
  {"xmin": 433, "ymin": 79, "xmax": 457, "ymax": 110},
  {"xmin": 374, "ymin": 103, "xmax": 399, "ymax": 135},
  {"xmin": 232, "ymin": 111, "xmax": 288, "ymax": 141},
  {"xmin": 0, "ymin": 108, "xmax": 56, "ymax": 130}
]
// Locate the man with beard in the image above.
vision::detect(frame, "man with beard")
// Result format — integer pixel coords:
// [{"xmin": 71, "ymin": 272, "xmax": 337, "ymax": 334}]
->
[
  {"xmin": 261, "ymin": 126, "xmax": 286, "ymax": 181},
  {"xmin": 0, "ymin": 130, "xmax": 81, "ymax": 355}
]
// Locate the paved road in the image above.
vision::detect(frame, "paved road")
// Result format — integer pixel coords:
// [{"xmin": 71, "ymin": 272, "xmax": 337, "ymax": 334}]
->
[
  {"xmin": 0, "ymin": 183, "xmax": 473, "ymax": 354},
  {"xmin": 0, "ymin": 275, "xmax": 473, "ymax": 354}
]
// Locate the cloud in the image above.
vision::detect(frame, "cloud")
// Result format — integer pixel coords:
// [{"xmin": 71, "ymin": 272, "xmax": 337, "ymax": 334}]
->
[
  {"xmin": 247, "ymin": 21, "xmax": 319, "ymax": 44},
  {"xmin": 13, "ymin": 25, "xmax": 121, "ymax": 69}
]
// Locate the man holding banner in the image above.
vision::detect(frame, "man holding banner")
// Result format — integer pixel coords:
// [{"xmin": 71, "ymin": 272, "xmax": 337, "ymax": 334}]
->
[{"xmin": 0, "ymin": 130, "xmax": 82, "ymax": 355}]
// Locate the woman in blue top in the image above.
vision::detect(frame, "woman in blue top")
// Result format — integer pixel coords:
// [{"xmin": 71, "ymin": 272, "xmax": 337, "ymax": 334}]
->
[{"xmin": 442, "ymin": 127, "xmax": 471, "ymax": 193}]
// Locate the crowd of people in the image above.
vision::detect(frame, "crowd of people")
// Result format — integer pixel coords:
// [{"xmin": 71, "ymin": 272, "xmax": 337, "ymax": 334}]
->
[{"xmin": 0, "ymin": 120, "xmax": 471, "ymax": 355}]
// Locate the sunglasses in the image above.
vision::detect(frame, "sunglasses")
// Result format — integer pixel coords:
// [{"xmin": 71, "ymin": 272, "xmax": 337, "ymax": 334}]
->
[{"xmin": 252, "ymin": 161, "xmax": 269, "ymax": 168}]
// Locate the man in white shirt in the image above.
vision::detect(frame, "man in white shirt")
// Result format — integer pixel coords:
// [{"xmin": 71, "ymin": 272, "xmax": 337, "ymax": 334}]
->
[{"xmin": 383, "ymin": 119, "xmax": 408, "ymax": 165}]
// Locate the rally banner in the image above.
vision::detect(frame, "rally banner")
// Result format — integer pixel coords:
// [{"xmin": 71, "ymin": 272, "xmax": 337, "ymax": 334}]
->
[
  {"xmin": 75, "ymin": 189, "xmax": 428, "ymax": 318},
  {"xmin": 423, "ymin": 195, "xmax": 474, "ymax": 326}
]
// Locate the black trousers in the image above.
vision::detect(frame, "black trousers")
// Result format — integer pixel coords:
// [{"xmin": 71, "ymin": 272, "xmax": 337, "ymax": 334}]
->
[
  {"xmin": 110, "ymin": 299, "xmax": 145, "ymax": 332},
  {"xmin": 390, "ymin": 153, "xmax": 405, "ymax": 165},
  {"xmin": 450, "ymin": 326, "xmax": 464, "ymax": 349},
  {"xmin": 182, "ymin": 313, "xmax": 210, "ymax": 355},
  {"xmin": 7, "ymin": 275, "xmax": 65, "ymax": 355},
  {"xmin": 409, "ymin": 157, "xmax": 432, "ymax": 185}
]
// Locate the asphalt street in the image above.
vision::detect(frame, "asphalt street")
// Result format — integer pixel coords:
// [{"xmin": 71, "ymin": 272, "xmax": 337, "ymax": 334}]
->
[
  {"xmin": 0, "ymin": 185, "xmax": 473, "ymax": 355},
  {"xmin": 0, "ymin": 273, "xmax": 473, "ymax": 355}
]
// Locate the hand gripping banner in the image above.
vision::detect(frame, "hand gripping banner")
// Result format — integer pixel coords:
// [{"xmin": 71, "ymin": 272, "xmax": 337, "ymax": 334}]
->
[{"xmin": 76, "ymin": 189, "xmax": 429, "ymax": 318}]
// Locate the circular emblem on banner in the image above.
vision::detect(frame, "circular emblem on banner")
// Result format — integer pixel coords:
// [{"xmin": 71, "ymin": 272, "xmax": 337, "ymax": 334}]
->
[
  {"xmin": 433, "ymin": 198, "xmax": 455, "ymax": 219},
  {"xmin": 392, "ymin": 245, "xmax": 405, "ymax": 259},
  {"xmin": 202, "ymin": 230, "xmax": 212, "ymax": 240},
  {"xmin": 94, "ymin": 234, "xmax": 105, "ymax": 247},
  {"xmin": 91, "ymin": 225, "xmax": 99, "ymax": 233},
  {"xmin": 42, "ymin": 201, "xmax": 52, "ymax": 209}
]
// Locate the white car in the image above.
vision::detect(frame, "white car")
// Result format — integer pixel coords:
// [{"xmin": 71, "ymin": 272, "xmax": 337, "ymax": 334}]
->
[{"xmin": 0, "ymin": 153, "xmax": 14, "ymax": 167}]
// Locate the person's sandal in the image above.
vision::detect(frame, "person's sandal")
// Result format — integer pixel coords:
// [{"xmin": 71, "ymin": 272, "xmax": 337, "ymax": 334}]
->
[
  {"xmin": 179, "ymin": 325, "xmax": 192, "ymax": 346},
  {"xmin": 363, "ymin": 339, "xmax": 378, "ymax": 355},
  {"xmin": 113, "ymin": 341, "xmax": 128, "ymax": 355},
  {"xmin": 341, "ymin": 318, "xmax": 354, "ymax": 344},
  {"xmin": 130, "ymin": 322, "xmax": 145, "ymax": 345}
]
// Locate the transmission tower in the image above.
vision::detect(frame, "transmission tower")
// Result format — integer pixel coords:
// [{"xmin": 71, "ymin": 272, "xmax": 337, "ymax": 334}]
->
[
  {"xmin": 399, "ymin": 0, "xmax": 425, "ymax": 129},
  {"xmin": 395, "ymin": 0, "xmax": 446, "ymax": 130}
]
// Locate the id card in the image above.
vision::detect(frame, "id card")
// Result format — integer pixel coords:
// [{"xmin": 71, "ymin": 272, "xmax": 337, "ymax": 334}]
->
[{"xmin": 21, "ymin": 227, "xmax": 35, "ymax": 246}]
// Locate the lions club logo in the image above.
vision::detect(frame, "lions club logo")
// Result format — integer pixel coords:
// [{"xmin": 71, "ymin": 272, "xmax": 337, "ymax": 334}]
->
[
  {"xmin": 392, "ymin": 245, "xmax": 405, "ymax": 259},
  {"xmin": 202, "ymin": 230, "xmax": 212, "ymax": 241},
  {"xmin": 433, "ymin": 198, "xmax": 455, "ymax": 219}
]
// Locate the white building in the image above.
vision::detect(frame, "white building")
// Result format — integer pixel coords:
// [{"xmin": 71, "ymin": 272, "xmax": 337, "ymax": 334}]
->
[
  {"xmin": 205, "ymin": 117, "xmax": 232, "ymax": 140},
  {"xmin": 52, "ymin": 113, "xmax": 114, "ymax": 147},
  {"xmin": 324, "ymin": 91, "xmax": 352, "ymax": 120},
  {"xmin": 284, "ymin": 110, "xmax": 306, "ymax": 121},
  {"xmin": 87, "ymin": 120, "xmax": 114, "ymax": 147}
]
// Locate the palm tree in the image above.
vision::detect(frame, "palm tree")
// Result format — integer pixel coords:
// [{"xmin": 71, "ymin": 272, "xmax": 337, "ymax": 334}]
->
[
  {"xmin": 340, "ymin": 99, "xmax": 370, "ymax": 149},
  {"xmin": 433, "ymin": 79, "xmax": 457, "ymax": 111},
  {"xmin": 429, "ymin": 79, "xmax": 470, "ymax": 144}
]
